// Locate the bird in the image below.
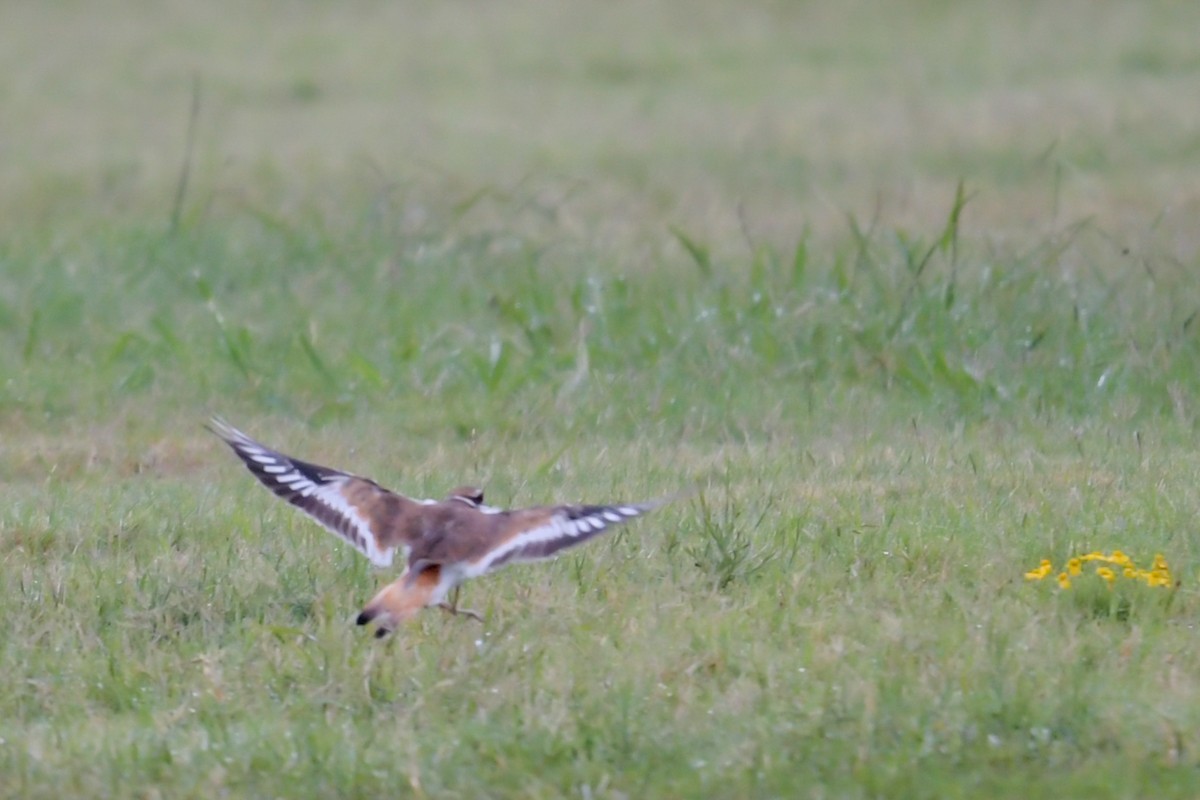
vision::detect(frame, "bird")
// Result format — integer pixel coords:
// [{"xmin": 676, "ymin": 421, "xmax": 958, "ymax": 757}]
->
[{"xmin": 208, "ymin": 418, "xmax": 666, "ymax": 638}]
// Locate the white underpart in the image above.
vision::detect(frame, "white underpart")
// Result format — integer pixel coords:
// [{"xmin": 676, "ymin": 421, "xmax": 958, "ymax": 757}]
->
[{"xmin": 427, "ymin": 564, "xmax": 465, "ymax": 606}]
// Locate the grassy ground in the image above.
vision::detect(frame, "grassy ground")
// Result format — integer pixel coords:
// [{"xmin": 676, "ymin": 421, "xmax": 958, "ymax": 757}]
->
[{"xmin": 4, "ymin": 1, "xmax": 1200, "ymax": 797}]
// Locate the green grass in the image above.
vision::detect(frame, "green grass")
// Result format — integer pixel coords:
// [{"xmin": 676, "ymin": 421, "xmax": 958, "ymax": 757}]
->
[{"xmin": 5, "ymin": 1, "xmax": 1200, "ymax": 797}]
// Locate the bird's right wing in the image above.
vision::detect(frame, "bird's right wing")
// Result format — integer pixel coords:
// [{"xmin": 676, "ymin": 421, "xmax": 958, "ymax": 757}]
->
[{"xmin": 208, "ymin": 418, "xmax": 420, "ymax": 567}]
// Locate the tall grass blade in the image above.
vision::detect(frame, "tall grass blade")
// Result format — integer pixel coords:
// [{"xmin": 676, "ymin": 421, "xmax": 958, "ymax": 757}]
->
[{"xmin": 669, "ymin": 225, "xmax": 713, "ymax": 277}]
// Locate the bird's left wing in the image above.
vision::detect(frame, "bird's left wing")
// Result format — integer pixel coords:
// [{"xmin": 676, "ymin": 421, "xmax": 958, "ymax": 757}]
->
[{"xmin": 458, "ymin": 499, "xmax": 665, "ymax": 578}]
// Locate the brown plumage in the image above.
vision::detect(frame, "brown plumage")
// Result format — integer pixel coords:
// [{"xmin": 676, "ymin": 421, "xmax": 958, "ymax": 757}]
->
[{"xmin": 208, "ymin": 419, "xmax": 665, "ymax": 637}]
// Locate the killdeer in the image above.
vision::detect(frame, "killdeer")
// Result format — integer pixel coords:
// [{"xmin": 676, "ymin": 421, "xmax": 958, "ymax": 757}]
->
[{"xmin": 208, "ymin": 419, "xmax": 664, "ymax": 637}]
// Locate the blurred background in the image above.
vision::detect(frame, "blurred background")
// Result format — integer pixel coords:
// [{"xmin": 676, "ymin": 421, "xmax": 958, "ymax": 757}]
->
[
  {"xmin": 3, "ymin": 0, "xmax": 1200, "ymax": 443},
  {"xmin": 7, "ymin": 1, "xmax": 1199, "ymax": 247}
]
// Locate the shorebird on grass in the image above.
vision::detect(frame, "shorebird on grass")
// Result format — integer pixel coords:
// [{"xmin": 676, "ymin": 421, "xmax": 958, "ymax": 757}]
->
[{"xmin": 208, "ymin": 419, "xmax": 665, "ymax": 638}]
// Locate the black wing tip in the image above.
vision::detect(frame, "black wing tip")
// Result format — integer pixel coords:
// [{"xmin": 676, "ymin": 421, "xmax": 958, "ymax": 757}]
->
[
  {"xmin": 207, "ymin": 418, "xmax": 292, "ymax": 479},
  {"xmin": 207, "ymin": 418, "xmax": 291, "ymax": 464},
  {"xmin": 205, "ymin": 415, "xmax": 248, "ymax": 445},
  {"xmin": 639, "ymin": 487, "xmax": 697, "ymax": 512},
  {"xmin": 597, "ymin": 489, "xmax": 691, "ymax": 517}
]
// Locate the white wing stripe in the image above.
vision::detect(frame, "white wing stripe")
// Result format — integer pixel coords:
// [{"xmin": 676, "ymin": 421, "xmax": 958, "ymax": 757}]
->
[
  {"xmin": 305, "ymin": 478, "xmax": 397, "ymax": 567},
  {"xmin": 467, "ymin": 520, "xmax": 562, "ymax": 575},
  {"xmin": 470, "ymin": 506, "xmax": 647, "ymax": 576},
  {"xmin": 213, "ymin": 421, "xmax": 400, "ymax": 568}
]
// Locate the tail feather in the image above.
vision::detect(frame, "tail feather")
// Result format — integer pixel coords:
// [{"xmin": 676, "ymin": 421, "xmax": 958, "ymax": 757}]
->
[{"xmin": 357, "ymin": 568, "xmax": 443, "ymax": 637}]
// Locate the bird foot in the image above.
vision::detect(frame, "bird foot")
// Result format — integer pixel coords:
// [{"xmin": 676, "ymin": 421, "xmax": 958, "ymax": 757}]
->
[{"xmin": 437, "ymin": 603, "xmax": 484, "ymax": 623}]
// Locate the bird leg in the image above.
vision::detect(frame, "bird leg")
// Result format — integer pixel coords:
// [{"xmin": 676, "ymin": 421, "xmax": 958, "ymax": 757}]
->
[{"xmin": 437, "ymin": 586, "xmax": 484, "ymax": 623}]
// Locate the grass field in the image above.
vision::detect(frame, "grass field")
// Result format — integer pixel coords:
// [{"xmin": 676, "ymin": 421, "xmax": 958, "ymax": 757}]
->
[{"xmin": 5, "ymin": 2, "xmax": 1200, "ymax": 797}]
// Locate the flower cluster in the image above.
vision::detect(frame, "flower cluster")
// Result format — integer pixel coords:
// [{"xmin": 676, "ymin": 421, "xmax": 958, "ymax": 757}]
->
[{"xmin": 1024, "ymin": 550, "xmax": 1173, "ymax": 590}]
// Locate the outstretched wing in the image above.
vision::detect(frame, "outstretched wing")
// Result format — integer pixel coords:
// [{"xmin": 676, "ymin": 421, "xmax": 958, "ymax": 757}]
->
[
  {"xmin": 462, "ymin": 500, "xmax": 663, "ymax": 577},
  {"xmin": 208, "ymin": 418, "xmax": 418, "ymax": 567}
]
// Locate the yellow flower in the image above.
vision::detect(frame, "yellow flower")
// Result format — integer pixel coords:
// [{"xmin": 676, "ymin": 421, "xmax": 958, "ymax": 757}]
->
[
  {"xmin": 1024, "ymin": 559, "xmax": 1053, "ymax": 580},
  {"xmin": 1025, "ymin": 550, "xmax": 1174, "ymax": 591},
  {"xmin": 1148, "ymin": 570, "xmax": 1173, "ymax": 588}
]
